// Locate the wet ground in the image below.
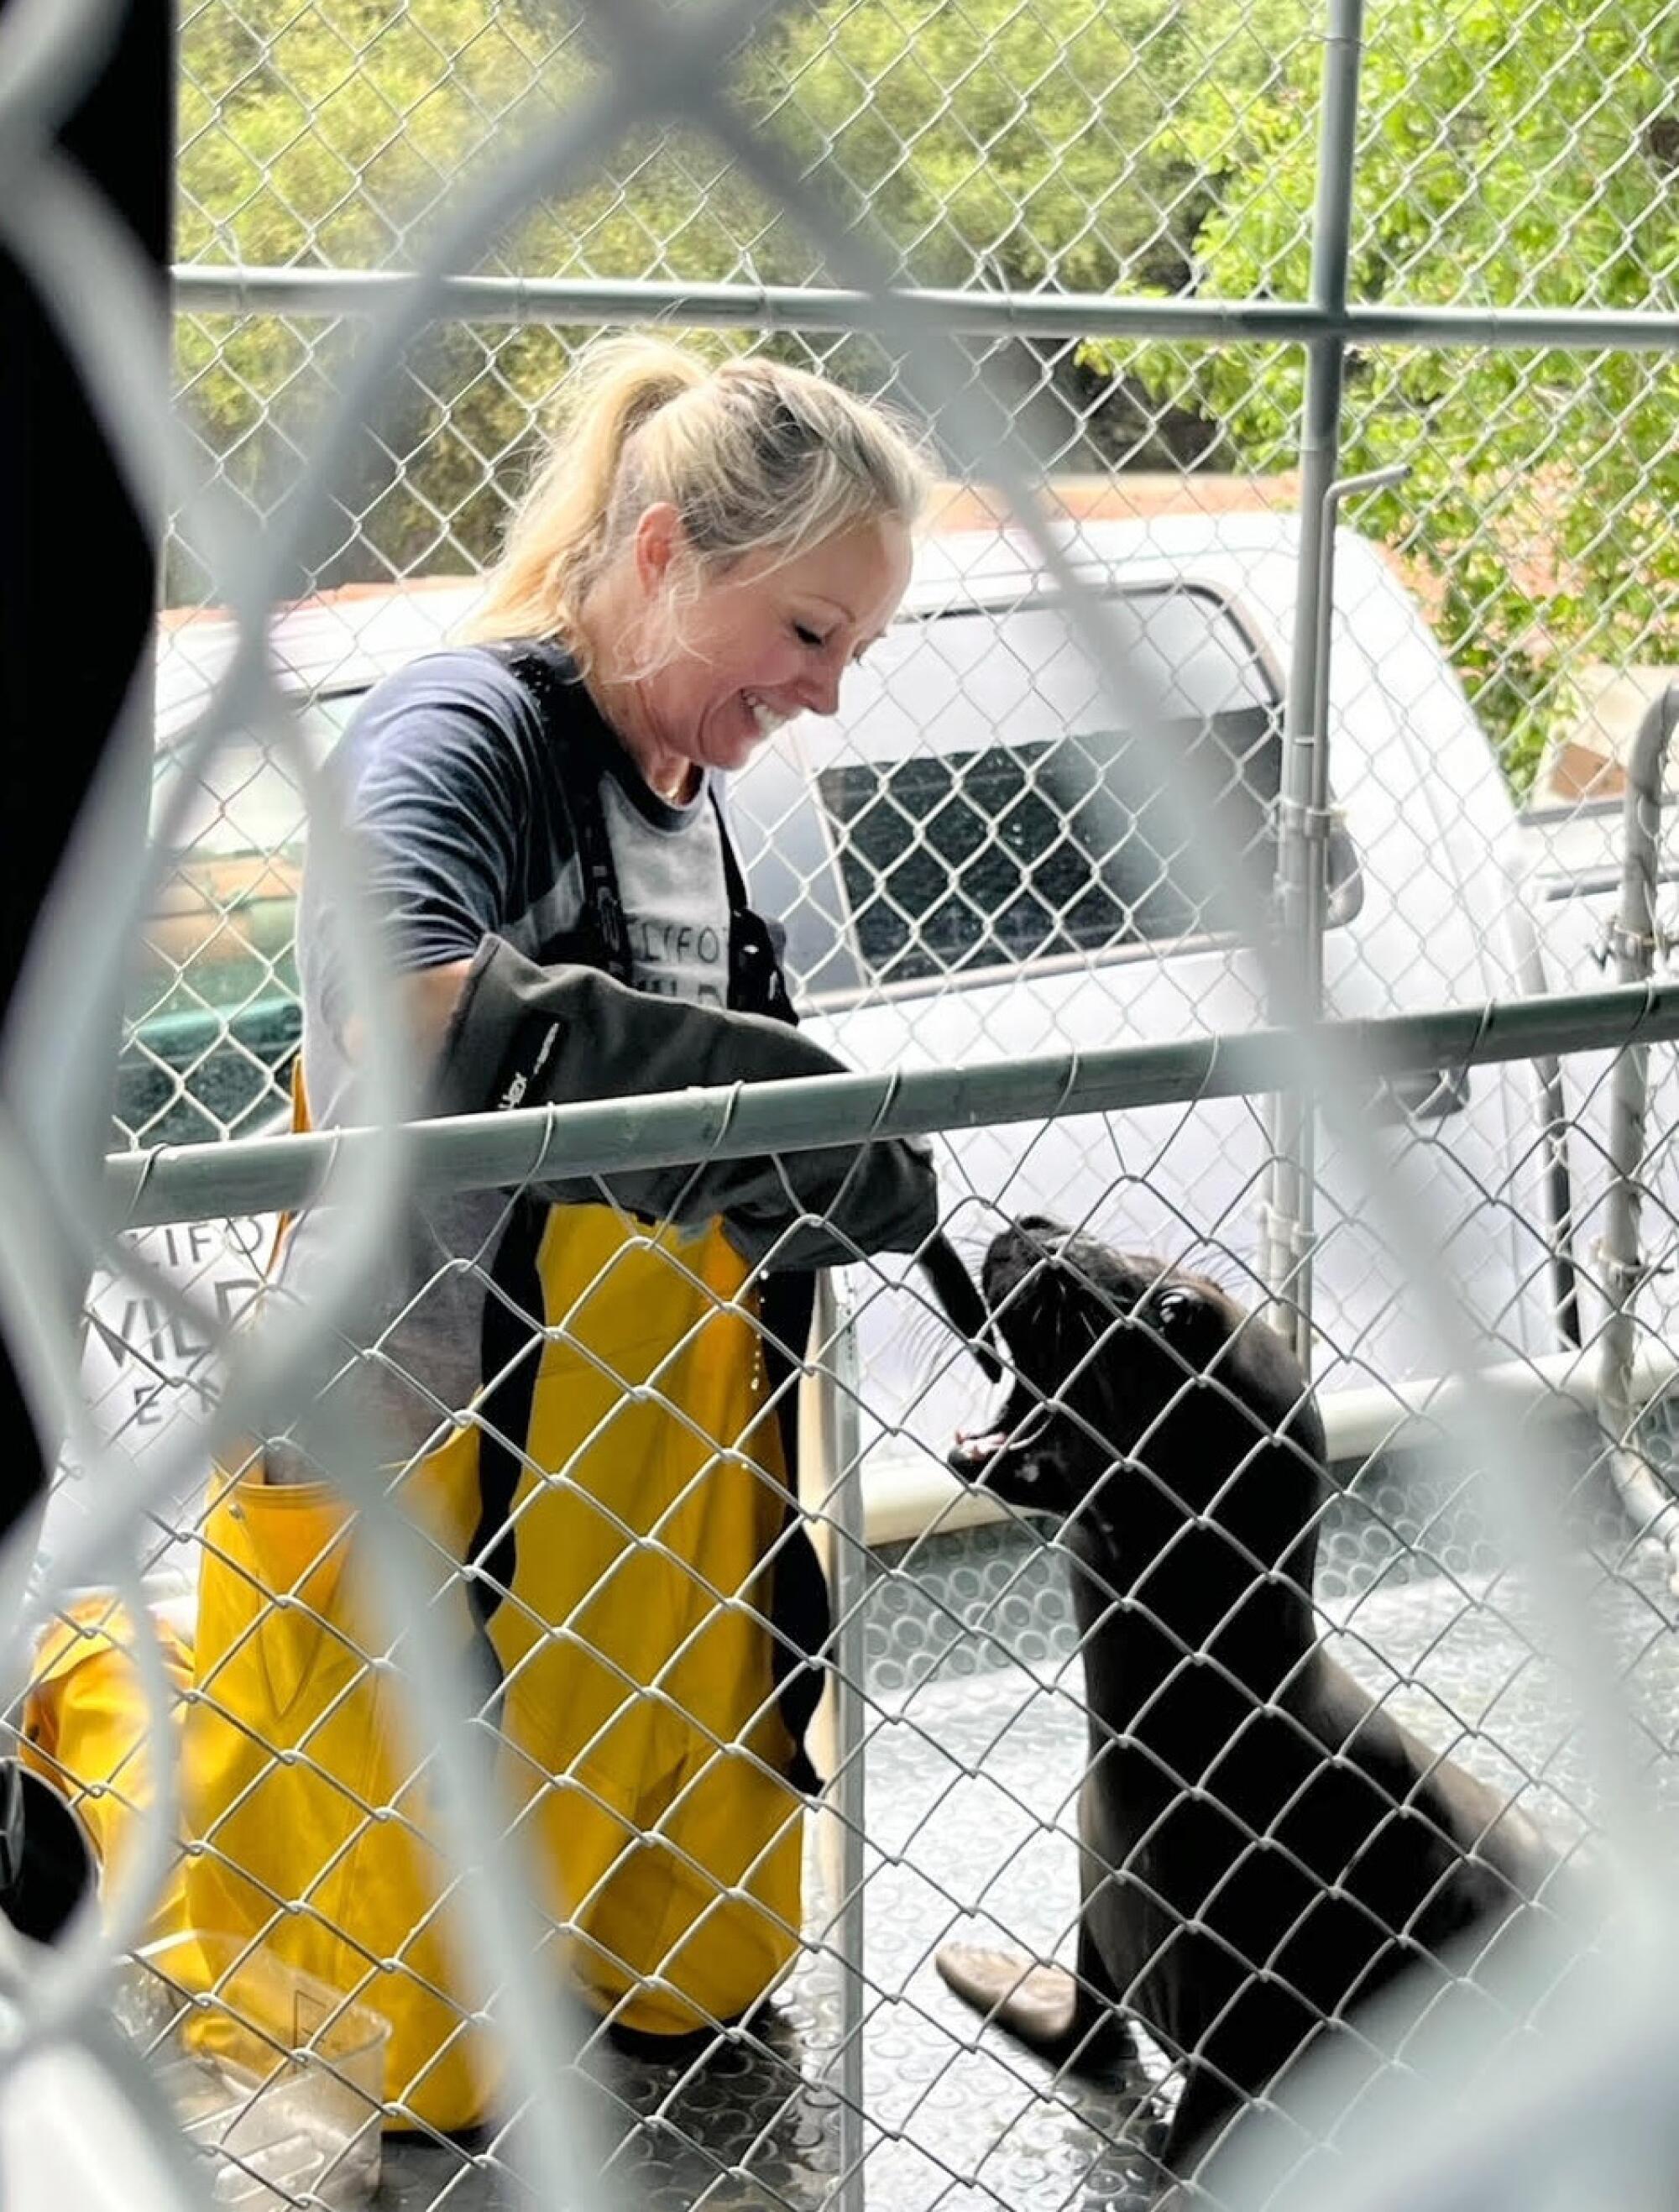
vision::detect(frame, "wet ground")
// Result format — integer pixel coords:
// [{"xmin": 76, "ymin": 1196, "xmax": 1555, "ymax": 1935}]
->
[{"xmin": 381, "ymin": 1442, "xmax": 1677, "ymax": 2210}]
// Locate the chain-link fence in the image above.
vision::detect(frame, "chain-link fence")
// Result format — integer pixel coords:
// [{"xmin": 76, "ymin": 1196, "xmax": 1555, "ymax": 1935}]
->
[
  {"xmin": 25, "ymin": 1009, "xmax": 1679, "ymax": 2209},
  {"xmin": 7, "ymin": 0, "xmax": 1679, "ymax": 2204}
]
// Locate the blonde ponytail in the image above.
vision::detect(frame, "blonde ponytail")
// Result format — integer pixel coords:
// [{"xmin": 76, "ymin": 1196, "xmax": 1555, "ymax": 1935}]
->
[
  {"xmin": 468, "ymin": 338, "xmax": 931, "ymax": 664},
  {"xmin": 469, "ymin": 337, "xmax": 709, "ymax": 649}
]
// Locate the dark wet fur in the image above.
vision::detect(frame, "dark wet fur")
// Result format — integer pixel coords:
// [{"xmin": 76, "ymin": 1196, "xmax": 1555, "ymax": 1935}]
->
[{"xmin": 939, "ymin": 1216, "xmax": 1563, "ymax": 2182}]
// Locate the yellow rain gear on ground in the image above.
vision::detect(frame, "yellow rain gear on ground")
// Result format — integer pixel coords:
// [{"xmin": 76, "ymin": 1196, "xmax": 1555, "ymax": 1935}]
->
[{"xmin": 21, "ymin": 1597, "xmax": 194, "ymax": 1937}]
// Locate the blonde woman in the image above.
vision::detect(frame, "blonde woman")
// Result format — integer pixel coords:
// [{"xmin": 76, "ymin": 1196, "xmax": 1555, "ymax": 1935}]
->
[{"xmin": 178, "ymin": 342, "xmax": 942, "ymax": 2129}]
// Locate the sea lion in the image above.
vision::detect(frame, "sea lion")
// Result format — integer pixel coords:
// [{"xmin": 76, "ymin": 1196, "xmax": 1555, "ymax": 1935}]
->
[{"xmin": 936, "ymin": 1216, "xmax": 1563, "ymax": 2182}]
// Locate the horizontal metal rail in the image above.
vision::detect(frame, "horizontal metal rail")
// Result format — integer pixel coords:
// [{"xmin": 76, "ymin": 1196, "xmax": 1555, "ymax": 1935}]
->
[
  {"xmin": 862, "ymin": 1338, "xmax": 1679, "ymax": 1547},
  {"xmin": 171, "ymin": 266, "xmax": 1679, "ymax": 354},
  {"xmin": 108, "ymin": 978, "xmax": 1679, "ymax": 1227}
]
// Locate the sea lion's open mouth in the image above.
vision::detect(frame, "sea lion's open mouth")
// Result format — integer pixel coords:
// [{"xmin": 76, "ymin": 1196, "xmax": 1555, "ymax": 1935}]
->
[{"xmin": 948, "ymin": 1367, "xmax": 1055, "ymax": 1481}]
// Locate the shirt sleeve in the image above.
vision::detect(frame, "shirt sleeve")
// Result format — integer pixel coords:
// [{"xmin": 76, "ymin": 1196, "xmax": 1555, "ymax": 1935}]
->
[{"xmin": 300, "ymin": 648, "xmax": 557, "ymax": 1039}]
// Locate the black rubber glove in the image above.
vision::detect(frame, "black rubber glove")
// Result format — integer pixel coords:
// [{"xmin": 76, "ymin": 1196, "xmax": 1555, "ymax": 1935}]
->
[{"xmin": 432, "ymin": 934, "xmax": 939, "ymax": 1270}]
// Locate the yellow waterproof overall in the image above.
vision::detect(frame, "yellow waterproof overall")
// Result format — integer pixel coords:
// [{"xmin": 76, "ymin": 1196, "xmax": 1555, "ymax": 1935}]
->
[{"xmin": 165, "ymin": 1191, "xmax": 807, "ymax": 2131}]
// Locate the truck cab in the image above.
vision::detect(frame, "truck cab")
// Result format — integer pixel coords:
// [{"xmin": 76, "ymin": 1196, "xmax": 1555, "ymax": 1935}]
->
[{"xmin": 725, "ymin": 517, "xmax": 1561, "ymax": 1496}]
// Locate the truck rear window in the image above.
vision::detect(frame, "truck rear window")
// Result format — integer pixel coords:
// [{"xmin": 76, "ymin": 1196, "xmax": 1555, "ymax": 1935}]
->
[
  {"xmin": 814, "ymin": 583, "xmax": 1301, "ymax": 986},
  {"xmin": 819, "ymin": 710, "xmax": 1280, "ymax": 984}
]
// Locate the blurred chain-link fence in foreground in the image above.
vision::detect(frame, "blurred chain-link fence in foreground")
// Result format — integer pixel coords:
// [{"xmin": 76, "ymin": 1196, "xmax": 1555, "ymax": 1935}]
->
[{"xmin": 6, "ymin": 0, "xmax": 1679, "ymax": 2206}]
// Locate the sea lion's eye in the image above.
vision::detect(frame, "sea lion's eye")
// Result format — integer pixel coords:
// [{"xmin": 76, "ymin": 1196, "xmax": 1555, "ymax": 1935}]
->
[{"xmin": 1153, "ymin": 1288, "xmax": 1200, "ymax": 1331}]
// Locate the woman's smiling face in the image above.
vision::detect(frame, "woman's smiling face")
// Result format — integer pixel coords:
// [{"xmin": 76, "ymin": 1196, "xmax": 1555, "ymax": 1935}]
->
[{"xmin": 631, "ymin": 509, "xmax": 913, "ymax": 777}]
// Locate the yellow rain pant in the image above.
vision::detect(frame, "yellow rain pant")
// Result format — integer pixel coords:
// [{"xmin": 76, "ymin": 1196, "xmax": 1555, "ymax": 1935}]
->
[
  {"xmin": 175, "ymin": 1203, "xmax": 806, "ymax": 2131},
  {"xmin": 21, "ymin": 1596, "xmax": 194, "ymax": 1937}
]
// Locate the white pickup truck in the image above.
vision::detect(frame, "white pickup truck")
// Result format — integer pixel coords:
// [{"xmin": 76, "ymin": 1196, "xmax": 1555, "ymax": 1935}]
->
[
  {"xmin": 60, "ymin": 512, "xmax": 1679, "ymax": 1567},
  {"xmin": 729, "ymin": 515, "xmax": 1679, "ymax": 1509}
]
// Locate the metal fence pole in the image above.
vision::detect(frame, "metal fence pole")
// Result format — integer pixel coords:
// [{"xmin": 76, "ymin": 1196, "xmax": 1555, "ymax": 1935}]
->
[
  {"xmin": 101, "ymin": 976, "xmax": 1679, "ymax": 1232},
  {"xmin": 1597, "ymin": 683, "xmax": 1679, "ymax": 1583},
  {"xmin": 170, "ymin": 264, "xmax": 1679, "ymax": 354},
  {"xmin": 813, "ymin": 1271, "xmax": 870, "ymax": 2209},
  {"xmin": 1263, "ymin": 0, "xmax": 1368, "ymax": 1371}
]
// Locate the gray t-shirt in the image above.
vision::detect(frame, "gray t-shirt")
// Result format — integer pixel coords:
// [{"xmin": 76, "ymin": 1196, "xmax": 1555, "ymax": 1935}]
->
[
  {"xmin": 301, "ymin": 641, "xmax": 730, "ymax": 1118},
  {"xmin": 277, "ymin": 642, "xmax": 735, "ymax": 1471}
]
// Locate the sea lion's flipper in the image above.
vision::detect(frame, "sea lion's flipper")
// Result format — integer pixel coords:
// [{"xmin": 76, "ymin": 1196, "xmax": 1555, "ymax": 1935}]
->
[
  {"xmin": 934, "ymin": 1943, "xmax": 1132, "ymax": 2074},
  {"xmin": 1160, "ymin": 2061, "xmax": 1243, "ymax": 2178}
]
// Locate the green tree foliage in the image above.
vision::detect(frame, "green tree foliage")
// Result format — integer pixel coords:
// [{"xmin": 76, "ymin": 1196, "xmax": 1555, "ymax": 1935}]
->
[
  {"xmin": 747, "ymin": 0, "xmax": 1216, "ymax": 293},
  {"xmin": 175, "ymin": 0, "xmax": 583, "ymax": 592},
  {"xmin": 172, "ymin": 0, "xmax": 1251, "ymax": 595},
  {"xmin": 1086, "ymin": 0, "xmax": 1679, "ymax": 789},
  {"xmin": 178, "ymin": 0, "xmax": 1679, "ymax": 792}
]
